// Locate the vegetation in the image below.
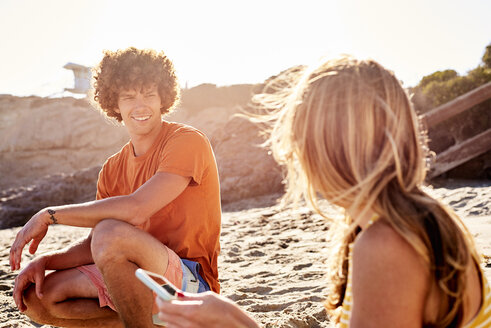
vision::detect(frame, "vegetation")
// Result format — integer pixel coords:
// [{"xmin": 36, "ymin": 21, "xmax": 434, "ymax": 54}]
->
[{"xmin": 411, "ymin": 43, "xmax": 491, "ymax": 113}]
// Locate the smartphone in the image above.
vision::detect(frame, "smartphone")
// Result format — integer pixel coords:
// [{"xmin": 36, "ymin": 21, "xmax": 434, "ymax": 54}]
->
[{"xmin": 135, "ymin": 268, "xmax": 184, "ymax": 301}]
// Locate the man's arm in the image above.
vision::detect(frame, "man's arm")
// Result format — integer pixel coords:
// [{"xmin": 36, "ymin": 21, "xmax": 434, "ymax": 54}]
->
[
  {"xmin": 42, "ymin": 232, "xmax": 94, "ymax": 270},
  {"xmin": 10, "ymin": 172, "xmax": 191, "ymax": 271},
  {"xmin": 43, "ymin": 172, "xmax": 190, "ymax": 227}
]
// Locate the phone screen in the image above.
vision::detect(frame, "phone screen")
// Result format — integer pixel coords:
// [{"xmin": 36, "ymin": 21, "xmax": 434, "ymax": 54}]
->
[
  {"xmin": 144, "ymin": 270, "xmax": 178, "ymax": 297},
  {"xmin": 135, "ymin": 268, "xmax": 182, "ymax": 301}
]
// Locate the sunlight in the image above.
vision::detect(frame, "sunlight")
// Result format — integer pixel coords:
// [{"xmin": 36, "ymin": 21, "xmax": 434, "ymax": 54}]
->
[{"xmin": 0, "ymin": 0, "xmax": 489, "ymax": 96}]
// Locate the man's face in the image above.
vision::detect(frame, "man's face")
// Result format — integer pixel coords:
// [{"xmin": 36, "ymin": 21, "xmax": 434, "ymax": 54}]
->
[{"xmin": 116, "ymin": 84, "xmax": 162, "ymax": 137}]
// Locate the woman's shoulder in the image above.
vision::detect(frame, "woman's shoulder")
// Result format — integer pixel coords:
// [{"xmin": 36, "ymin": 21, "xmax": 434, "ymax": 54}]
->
[
  {"xmin": 353, "ymin": 218, "xmax": 424, "ymax": 266},
  {"xmin": 352, "ymin": 218, "xmax": 430, "ymax": 287},
  {"xmin": 349, "ymin": 219, "xmax": 431, "ymax": 325}
]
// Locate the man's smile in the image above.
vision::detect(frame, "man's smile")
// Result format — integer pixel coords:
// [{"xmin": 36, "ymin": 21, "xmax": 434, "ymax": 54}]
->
[{"xmin": 132, "ymin": 115, "xmax": 151, "ymax": 121}]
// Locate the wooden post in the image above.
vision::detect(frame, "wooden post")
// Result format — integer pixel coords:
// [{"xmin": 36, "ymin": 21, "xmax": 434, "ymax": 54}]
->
[
  {"xmin": 428, "ymin": 128, "xmax": 491, "ymax": 178},
  {"xmin": 423, "ymin": 82, "xmax": 491, "ymax": 128},
  {"xmin": 422, "ymin": 82, "xmax": 491, "ymax": 178}
]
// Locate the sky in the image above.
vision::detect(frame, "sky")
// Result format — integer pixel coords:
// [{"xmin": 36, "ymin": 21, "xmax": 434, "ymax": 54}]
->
[{"xmin": 0, "ymin": 0, "xmax": 490, "ymax": 97}]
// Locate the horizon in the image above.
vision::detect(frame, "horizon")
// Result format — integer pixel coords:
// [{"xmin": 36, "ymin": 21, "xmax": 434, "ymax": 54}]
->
[{"xmin": 0, "ymin": 0, "xmax": 490, "ymax": 97}]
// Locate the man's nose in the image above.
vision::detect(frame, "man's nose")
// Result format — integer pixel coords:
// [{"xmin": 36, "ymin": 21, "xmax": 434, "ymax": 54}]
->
[{"xmin": 133, "ymin": 95, "xmax": 147, "ymax": 109}]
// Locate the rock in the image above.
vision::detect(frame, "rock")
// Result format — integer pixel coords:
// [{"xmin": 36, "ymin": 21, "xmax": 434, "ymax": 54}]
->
[
  {"xmin": 0, "ymin": 84, "xmax": 285, "ymax": 227},
  {"xmin": 0, "ymin": 166, "xmax": 100, "ymax": 229},
  {"xmin": 212, "ymin": 115, "xmax": 283, "ymax": 203},
  {"xmin": 0, "ymin": 95, "xmax": 128, "ymax": 191}
]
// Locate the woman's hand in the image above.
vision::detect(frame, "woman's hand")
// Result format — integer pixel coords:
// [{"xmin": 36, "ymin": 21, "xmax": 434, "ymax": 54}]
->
[
  {"xmin": 156, "ymin": 291, "xmax": 259, "ymax": 328},
  {"xmin": 10, "ymin": 209, "xmax": 51, "ymax": 271}
]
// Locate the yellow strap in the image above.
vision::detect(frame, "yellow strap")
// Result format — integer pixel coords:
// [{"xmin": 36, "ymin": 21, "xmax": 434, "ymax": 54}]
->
[{"xmin": 366, "ymin": 213, "xmax": 380, "ymax": 228}]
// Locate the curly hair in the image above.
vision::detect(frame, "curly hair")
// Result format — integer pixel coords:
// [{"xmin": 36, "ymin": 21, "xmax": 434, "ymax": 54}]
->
[{"xmin": 92, "ymin": 47, "xmax": 180, "ymax": 122}]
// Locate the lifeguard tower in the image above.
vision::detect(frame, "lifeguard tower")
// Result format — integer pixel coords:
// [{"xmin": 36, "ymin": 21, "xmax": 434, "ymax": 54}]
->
[{"xmin": 63, "ymin": 62, "xmax": 91, "ymax": 94}]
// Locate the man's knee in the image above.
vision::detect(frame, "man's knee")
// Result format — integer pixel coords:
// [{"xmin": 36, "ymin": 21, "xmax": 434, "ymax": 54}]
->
[
  {"xmin": 91, "ymin": 219, "xmax": 134, "ymax": 266},
  {"xmin": 24, "ymin": 273, "xmax": 69, "ymax": 313},
  {"xmin": 23, "ymin": 285, "xmax": 50, "ymax": 324}
]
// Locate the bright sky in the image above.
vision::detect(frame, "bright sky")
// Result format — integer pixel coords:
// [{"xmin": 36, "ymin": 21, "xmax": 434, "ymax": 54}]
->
[{"xmin": 0, "ymin": 0, "xmax": 490, "ymax": 97}]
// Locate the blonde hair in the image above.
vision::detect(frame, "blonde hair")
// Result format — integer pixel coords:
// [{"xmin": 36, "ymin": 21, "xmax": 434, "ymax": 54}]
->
[{"xmin": 253, "ymin": 56, "xmax": 480, "ymax": 327}]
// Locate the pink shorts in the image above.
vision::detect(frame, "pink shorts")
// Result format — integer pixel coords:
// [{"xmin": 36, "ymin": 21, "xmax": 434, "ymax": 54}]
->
[{"xmin": 76, "ymin": 245, "xmax": 183, "ymax": 311}]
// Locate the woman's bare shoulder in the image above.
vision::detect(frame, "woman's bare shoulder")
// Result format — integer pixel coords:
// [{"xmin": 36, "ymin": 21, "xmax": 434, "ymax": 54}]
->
[
  {"xmin": 353, "ymin": 219, "xmax": 425, "ymax": 268},
  {"xmin": 350, "ymin": 219, "xmax": 430, "ymax": 327}
]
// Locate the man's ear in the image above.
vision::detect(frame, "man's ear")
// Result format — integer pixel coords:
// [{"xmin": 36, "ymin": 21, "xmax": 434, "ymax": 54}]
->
[{"xmin": 114, "ymin": 107, "xmax": 121, "ymax": 114}]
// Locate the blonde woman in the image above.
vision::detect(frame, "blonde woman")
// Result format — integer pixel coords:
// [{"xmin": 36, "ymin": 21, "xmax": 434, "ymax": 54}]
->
[{"xmin": 156, "ymin": 57, "xmax": 491, "ymax": 327}]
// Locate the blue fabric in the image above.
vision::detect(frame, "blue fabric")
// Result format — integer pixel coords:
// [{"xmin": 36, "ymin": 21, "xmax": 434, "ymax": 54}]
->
[
  {"xmin": 180, "ymin": 260, "xmax": 195, "ymax": 292},
  {"xmin": 181, "ymin": 259, "xmax": 211, "ymax": 293}
]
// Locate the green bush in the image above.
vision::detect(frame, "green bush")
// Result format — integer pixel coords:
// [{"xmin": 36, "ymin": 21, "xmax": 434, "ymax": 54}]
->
[{"xmin": 413, "ymin": 43, "xmax": 491, "ymax": 111}]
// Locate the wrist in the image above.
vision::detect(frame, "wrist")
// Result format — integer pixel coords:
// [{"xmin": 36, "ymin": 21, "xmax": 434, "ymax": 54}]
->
[
  {"xmin": 41, "ymin": 254, "xmax": 53, "ymax": 270},
  {"xmin": 226, "ymin": 303, "xmax": 259, "ymax": 328},
  {"xmin": 41, "ymin": 208, "xmax": 58, "ymax": 226},
  {"xmin": 34, "ymin": 254, "xmax": 49, "ymax": 267},
  {"xmin": 46, "ymin": 208, "xmax": 58, "ymax": 225}
]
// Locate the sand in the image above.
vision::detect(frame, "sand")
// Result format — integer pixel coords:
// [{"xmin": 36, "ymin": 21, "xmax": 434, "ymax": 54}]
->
[{"xmin": 0, "ymin": 181, "xmax": 490, "ymax": 328}]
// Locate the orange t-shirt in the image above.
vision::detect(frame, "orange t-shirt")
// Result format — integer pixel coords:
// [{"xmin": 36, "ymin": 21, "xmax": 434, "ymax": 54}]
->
[{"xmin": 96, "ymin": 121, "xmax": 221, "ymax": 292}]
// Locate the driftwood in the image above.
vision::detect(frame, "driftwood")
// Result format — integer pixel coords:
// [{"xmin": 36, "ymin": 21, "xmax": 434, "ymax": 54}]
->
[{"xmin": 422, "ymin": 82, "xmax": 491, "ymax": 178}]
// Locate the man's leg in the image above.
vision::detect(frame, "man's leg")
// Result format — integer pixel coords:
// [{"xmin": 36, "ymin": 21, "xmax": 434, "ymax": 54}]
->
[
  {"xmin": 91, "ymin": 219, "xmax": 172, "ymax": 328},
  {"xmin": 23, "ymin": 268, "xmax": 122, "ymax": 328}
]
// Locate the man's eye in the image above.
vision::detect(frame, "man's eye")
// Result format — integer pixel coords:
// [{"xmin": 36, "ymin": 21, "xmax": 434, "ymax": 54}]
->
[{"xmin": 146, "ymin": 93, "xmax": 156, "ymax": 97}]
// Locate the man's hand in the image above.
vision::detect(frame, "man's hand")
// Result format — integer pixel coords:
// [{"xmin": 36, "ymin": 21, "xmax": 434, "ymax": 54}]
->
[
  {"xmin": 13, "ymin": 256, "xmax": 47, "ymax": 312},
  {"xmin": 10, "ymin": 209, "xmax": 51, "ymax": 271}
]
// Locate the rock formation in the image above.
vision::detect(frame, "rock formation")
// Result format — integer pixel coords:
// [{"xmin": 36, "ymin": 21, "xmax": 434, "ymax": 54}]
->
[{"xmin": 0, "ymin": 84, "xmax": 284, "ymax": 228}]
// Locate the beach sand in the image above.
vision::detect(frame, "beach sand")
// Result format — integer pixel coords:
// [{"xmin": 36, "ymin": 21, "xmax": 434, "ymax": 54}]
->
[{"xmin": 0, "ymin": 181, "xmax": 490, "ymax": 327}]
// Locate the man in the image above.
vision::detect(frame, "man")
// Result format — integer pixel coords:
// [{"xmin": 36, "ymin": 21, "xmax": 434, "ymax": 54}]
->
[{"xmin": 9, "ymin": 47, "xmax": 221, "ymax": 327}]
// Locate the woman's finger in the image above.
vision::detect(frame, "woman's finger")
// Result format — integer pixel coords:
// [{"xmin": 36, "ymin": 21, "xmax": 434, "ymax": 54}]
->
[
  {"xmin": 157, "ymin": 298, "xmax": 203, "ymax": 316},
  {"xmin": 158, "ymin": 311, "xmax": 199, "ymax": 328}
]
